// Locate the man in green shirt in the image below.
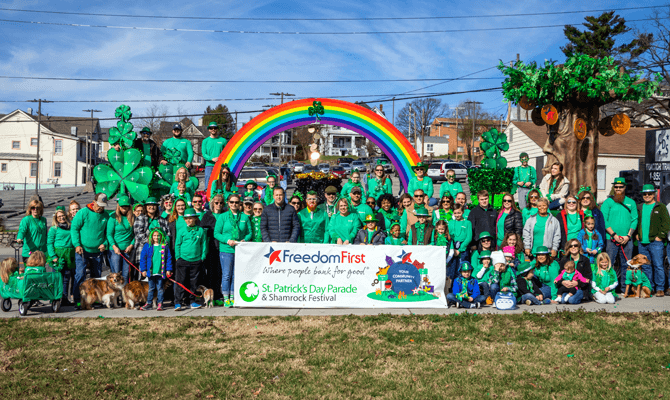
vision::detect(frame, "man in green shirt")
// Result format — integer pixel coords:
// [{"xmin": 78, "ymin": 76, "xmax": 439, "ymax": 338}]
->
[
  {"xmin": 439, "ymin": 169, "xmax": 463, "ymax": 201},
  {"xmin": 174, "ymin": 208, "xmax": 208, "ymax": 310},
  {"xmin": 636, "ymin": 184, "xmax": 670, "ymax": 297},
  {"xmin": 407, "ymin": 162, "xmax": 434, "ymax": 206},
  {"xmin": 511, "ymin": 153, "xmax": 536, "ymax": 209},
  {"xmin": 602, "ymin": 177, "xmax": 638, "ymax": 290},
  {"xmin": 298, "ymin": 191, "xmax": 329, "ymax": 243},
  {"xmin": 160, "ymin": 123, "xmax": 194, "ymax": 168},
  {"xmin": 201, "ymin": 121, "xmax": 228, "ymax": 190},
  {"xmin": 349, "ymin": 187, "xmax": 374, "ymax": 223}
]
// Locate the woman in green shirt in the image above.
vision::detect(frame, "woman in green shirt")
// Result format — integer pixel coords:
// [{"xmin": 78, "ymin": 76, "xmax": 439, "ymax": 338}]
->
[
  {"xmin": 160, "ymin": 195, "xmax": 174, "ymax": 219},
  {"xmin": 106, "ymin": 195, "xmax": 135, "ymax": 283},
  {"xmin": 522, "ymin": 189, "xmax": 541, "ymax": 225},
  {"xmin": 47, "ymin": 207, "xmax": 75, "ymax": 305},
  {"xmin": 407, "ymin": 163, "xmax": 434, "ymax": 206},
  {"xmin": 250, "ymin": 201, "xmax": 264, "ymax": 242},
  {"xmin": 16, "ymin": 199, "xmax": 48, "ymax": 262},
  {"xmin": 328, "ymin": 198, "xmax": 362, "ymax": 244},
  {"xmin": 209, "ymin": 166, "xmax": 237, "ymax": 203},
  {"xmin": 557, "ymin": 195, "xmax": 584, "ymax": 250},
  {"xmin": 376, "ymin": 194, "xmax": 398, "ymax": 232},
  {"xmin": 169, "ymin": 166, "xmax": 198, "ymax": 200},
  {"xmin": 341, "ymin": 171, "xmax": 366, "ymax": 199},
  {"xmin": 531, "ymin": 246, "xmax": 560, "ymax": 302},
  {"xmin": 367, "ymin": 163, "xmax": 393, "ymax": 201},
  {"xmin": 433, "ymin": 195, "xmax": 454, "ymax": 225}
]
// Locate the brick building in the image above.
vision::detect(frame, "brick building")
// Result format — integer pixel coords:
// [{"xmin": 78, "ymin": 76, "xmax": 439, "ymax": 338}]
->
[{"xmin": 429, "ymin": 117, "xmax": 504, "ymax": 160}]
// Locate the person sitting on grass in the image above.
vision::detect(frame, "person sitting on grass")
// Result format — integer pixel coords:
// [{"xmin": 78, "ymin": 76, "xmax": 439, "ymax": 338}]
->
[
  {"xmin": 174, "ymin": 208, "xmax": 208, "ymax": 311},
  {"xmin": 473, "ymin": 250, "xmax": 492, "ymax": 300},
  {"xmin": 516, "ymin": 263, "xmax": 550, "ymax": 305},
  {"xmin": 531, "ymin": 246, "xmax": 560, "ymax": 303},
  {"xmin": 385, "ymin": 222, "xmax": 406, "ymax": 245},
  {"xmin": 591, "ymin": 253, "xmax": 618, "ymax": 304},
  {"xmin": 354, "ymin": 214, "xmax": 386, "ymax": 245},
  {"xmin": 471, "ymin": 231, "xmax": 495, "ymax": 272},
  {"xmin": 446, "ymin": 262, "xmax": 484, "ymax": 309},
  {"xmin": 554, "ymin": 260, "xmax": 588, "ymax": 304},
  {"xmin": 489, "ymin": 250, "xmax": 518, "ymax": 301},
  {"xmin": 407, "ymin": 205, "xmax": 433, "ymax": 245},
  {"xmin": 139, "ymin": 228, "xmax": 173, "ymax": 311}
]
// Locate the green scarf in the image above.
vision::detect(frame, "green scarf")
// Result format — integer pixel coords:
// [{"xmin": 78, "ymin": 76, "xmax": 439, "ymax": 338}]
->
[
  {"xmin": 264, "ymin": 186, "xmax": 274, "ymax": 205},
  {"xmin": 228, "ymin": 210, "xmax": 241, "ymax": 241},
  {"xmin": 455, "ymin": 276, "xmax": 470, "ymax": 301},
  {"xmin": 251, "ymin": 215, "xmax": 262, "ymax": 242},
  {"xmin": 437, "ymin": 209, "xmax": 452, "ymax": 222},
  {"xmin": 379, "ymin": 208, "xmax": 396, "ymax": 222},
  {"xmin": 435, "ymin": 234, "xmax": 449, "ymax": 247},
  {"xmin": 415, "ymin": 222, "xmax": 426, "ymax": 245},
  {"xmin": 525, "ymin": 279, "xmax": 534, "ymax": 293}
]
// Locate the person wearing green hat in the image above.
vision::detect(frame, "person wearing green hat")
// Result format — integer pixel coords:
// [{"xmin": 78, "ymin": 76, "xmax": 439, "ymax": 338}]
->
[
  {"xmin": 384, "ymin": 221, "xmax": 406, "ymax": 245},
  {"xmin": 160, "ymin": 123, "xmax": 194, "ymax": 168},
  {"xmin": 298, "ymin": 191, "xmax": 329, "ymax": 244},
  {"xmin": 174, "ymin": 207, "xmax": 208, "ymax": 310},
  {"xmin": 471, "ymin": 231, "xmax": 494, "ymax": 275},
  {"xmin": 133, "ymin": 126, "xmax": 164, "ymax": 169},
  {"xmin": 106, "ymin": 195, "xmax": 136, "ymax": 283},
  {"xmin": 133, "ymin": 196, "xmax": 170, "ymax": 270},
  {"xmin": 531, "ymin": 246, "xmax": 560, "ymax": 302},
  {"xmin": 407, "ymin": 205, "xmax": 433, "ymax": 245},
  {"xmin": 512, "ymin": 153, "xmax": 536, "ymax": 209},
  {"xmin": 47, "ymin": 206, "xmax": 75, "ymax": 305},
  {"xmin": 242, "ymin": 180, "xmax": 259, "ymax": 201},
  {"xmin": 472, "ymin": 250, "xmax": 492, "ymax": 299},
  {"xmin": 447, "ymin": 262, "xmax": 485, "ymax": 309},
  {"xmin": 353, "ymin": 214, "xmax": 386, "ymax": 245},
  {"xmin": 439, "ymin": 169, "xmax": 463, "ymax": 203},
  {"xmin": 636, "ymin": 184, "xmax": 670, "ymax": 297},
  {"xmin": 601, "ymin": 177, "xmax": 638, "ymax": 289},
  {"xmin": 202, "ymin": 121, "xmax": 228, "ymax": 189},
  {"xmin": 516, "ymin": 263, "xmax": 550, "ymax": 305},
  {"xmin": 407, "ymin": 162, "xmax": 434, "ymax": 206}
]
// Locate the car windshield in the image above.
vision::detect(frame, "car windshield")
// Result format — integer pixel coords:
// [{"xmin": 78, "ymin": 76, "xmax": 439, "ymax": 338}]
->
[
  {"xmin": 239, "ymin": 170, "xmax": 268, "ymax": 180},
  {"xmin": 340, "ymin": 163, "xmax": 350, "ymax": 167},
  {"xmin": 332, "ymin": 166, "xmax": 344, "ymax": 171},
  {"xmin": 429, "ymin": 163, "xmax": 442, "ymax": 169},
  {"xmin": 445, "ymin": 163, "xmax": 463, "ymax": 169}
]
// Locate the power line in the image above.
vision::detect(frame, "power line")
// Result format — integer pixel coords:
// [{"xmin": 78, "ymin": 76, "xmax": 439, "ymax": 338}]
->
[
  {"xmin": 0, "ymin": 5, "xmax": 662, "ymax": 21},
  {"xmin": 0, "ymin": 17, "xmax": 655, "ymax": 35}
]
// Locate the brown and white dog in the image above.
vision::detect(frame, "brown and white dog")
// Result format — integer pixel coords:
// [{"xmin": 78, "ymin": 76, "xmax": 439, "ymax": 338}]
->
[
  {"xmin": 624, "ymin": 254, "xmax": 652, "ymax": 298},
  {"xmin": 197, "ymin": 285, "xmax": 214, "ymax": 308},
  {"xmin": 123, "ymin": 279, "xmax": 173, "ymax": 309},
  {"xmin": 79, "ymin": 273, "xmax": 125, "ymax": 310}
]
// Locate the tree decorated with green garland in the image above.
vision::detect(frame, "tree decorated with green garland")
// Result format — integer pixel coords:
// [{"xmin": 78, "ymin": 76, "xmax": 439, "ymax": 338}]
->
[{"xmin": 498, "ymin": 54, "xmax": 661, "ymax": 195}]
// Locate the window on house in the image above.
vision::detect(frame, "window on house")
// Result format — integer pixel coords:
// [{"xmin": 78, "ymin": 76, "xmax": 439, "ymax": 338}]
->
[
  {"xmin": 79, "ymin": 142, "xmax": 84, "ymax": 157},
  {"xmin": 597, "ymin": 166, "xmax": 606, "ymax": 191},
  {"xmin": 457, "ymin": 146, "xmax": 464, "ymax": 152},
  {"xmin": 1, "ymin": 163, "xmax": 6, "ymax": 172},
  {"xmin": 12, "ymin": 141, "xmax": 20, "ymax": 149},
  {"xmin": 426, "ymin": 144, "xmax": 434, "ymax": 152},
  {"xmin": 473, "ymin": 147, "xmax": 480, "ymax": 154},
  {"xmin": 54, "ymin": 162, "xmax": 62, "ymax": 178},
  {"xmin": 30, "ymin": 162, "xmax": 37, "ymax": 177},
  {"xmin": 54, "ymin": 140, "xmax": 63, "ymax": 155},
  {"xmin": 31, "ymin": 138, "xmax": 38, "ymax": 146}
]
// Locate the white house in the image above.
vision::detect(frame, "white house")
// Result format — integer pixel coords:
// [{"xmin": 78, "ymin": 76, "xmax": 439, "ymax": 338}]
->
[
  {"xmin": 504, "ymin": 121, "xmax": 645, "ymax": 201},
  {"xmin": 319, "ymin": 125, "xmax": 369, "ymax": 157},
  {"xmin": 415, "ymin": 136, "xmax": 450, "ymax": 158},
  {"xmin": 0, "ymin": 109, "xmax": 103, "ymax": 189}
]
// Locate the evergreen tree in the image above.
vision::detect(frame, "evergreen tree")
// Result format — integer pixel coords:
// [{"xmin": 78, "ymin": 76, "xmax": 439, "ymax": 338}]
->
[{"xmin": 202, "ymin": 104, "xmax": 236, "ymax": 139}]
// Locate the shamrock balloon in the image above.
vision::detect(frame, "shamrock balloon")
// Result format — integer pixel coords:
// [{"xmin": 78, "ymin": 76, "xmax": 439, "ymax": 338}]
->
[
  {"xmin": 115, "ymin": 104, "xmax": 132, "ymax": 122},
  {"xmin": 162, "ymin": 147, "xmax": 184, "ymax": 167},
  {"xmin": 149, "ymin": 163, "xmax": 174, "ymax": 197},
  {"xmin": 94, "ymin": 148, "xmax": 153, "ymax": 201},
  {"xmin": 479, "ymin": 128, "xmax": 509, "ymax": 169},
  {"xmin": 108, "ymin": 119, "xmax": 137, "ymax": 149}
]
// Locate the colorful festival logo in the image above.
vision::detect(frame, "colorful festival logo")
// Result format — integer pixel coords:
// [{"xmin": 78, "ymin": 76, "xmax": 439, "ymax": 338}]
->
[
  {"xmin": 367, "ymin": 251, "xmax": 439, "ymax": 303},
  {"xmin": 264, "ymin": 247, "xmax": 282, "ymax": 265},
  {"xmin": 239, "ymin": 281, "xmax": 260, "ymax": 302}
]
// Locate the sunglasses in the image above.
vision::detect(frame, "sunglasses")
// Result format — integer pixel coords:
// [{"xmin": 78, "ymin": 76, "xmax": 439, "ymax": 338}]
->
[
  {"xmin": 326, "ymin": 193, "xmax": 336, "ymax": 196},
  {"xmin": 291, "ymin": 202, "xmax": 301, "ymax": 205},
  {"xmin": 213, "ymin": 201, "xmax": 222, "ymax": 204},
  {"xmin": 30, "ymin": 207, "xmax": 38, "ymax": 210},
  {"xmin": 643, "ymin": 192, "xmax": 654, "ymax": 196},
  {"xmin": 614, "ymin": 185, "xmax": 625, "ymax": 189},
  {"xmin": 569, "ymin": 244, "xmax": 580, "ymax": 248},
  {"xmin": 481, "ymin": 238, "xmax": 491, "ymax": 242},
  {"xmin": 229, "ymin": 201, "xmax": 240, "ymax": 205},
  {"xmin": 253, "ymin": 208, "xmax": 263, "ymax": 211},
  {"xmin": 582, "ymin": 196, "xmax": 591, "ymax": 200},
  {"xmin": 366, "ymin": 201, "xmax": 376, "ymax": 205},
  {"xmin": 375, "ymin": 169, "xmax": 384, "ymax": 172},
  {"xmin": 244, "ymin": 203, "xmax": 252, "ymax": 207},
  {"xmin": 447, "ymin": 175, "xmax": 455, "ymax": 178},
  {"xmin": 521, "ymin": 158, "xmax": 529, "ymax": 161},
  {"xmin": 414, "ymin": 194, "xmax": 424, "ymax": 198},
  {"xmin": 567, "ymin": 200, "xmax": 577, "ymax": 204},
  {"xmin": 502, "ymin": 199, "xmax": 512, "ymax": 203},
  {"xmin": 529, "ymin": 195, "xmax": 539, "ymax": 199},
  {"xmin": 192, "ymin": 200, "xmax": 203, "ymax": 203}
]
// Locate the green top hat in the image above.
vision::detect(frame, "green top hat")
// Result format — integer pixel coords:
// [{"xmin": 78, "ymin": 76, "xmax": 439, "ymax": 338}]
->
[
  {"xmin": 140, "ymin": 127, "xmax": 152, "ymax": 134},
  {"xmin": 144, "ymin": 196, "xmax": 159, "ymax": 205},
  {"xmin": 517, "ymin": 262, "xmax": 534, "ymax": 276},
  {"xmin": 208, "ymin": 121, "xmax": 219, "ymax": 128},
  {"xmin": 413, "ymin": 162, "xmax": 429, "ymax": 172},
  {"xmin": 535, "ymin": 246, "xmax": 550, "ymax": 255},
  {"xmin": 641, "ymin": 184, "xmax": 656, "ymax": 193},
  {"xmin": 479, "ymin": 250, "xmax": 492, "ymax": 259},
  {"xmin": 460, "ymin": 261, "xmax": 473, "ymax": 272},
  {"xmin": 117, "ymin": 195, "xmax": 131, "ymax": 207},
  {"xmin": 478, "ymin": 231, "xmax": 493, "ymax": 241},
  {"xmin": 519, "ymin": 152, "xmax": 529, "ymax": 160},
  {"xmin": 184, "ymin": 208, "xmax": 199, "ymax": 218},
  {"xmin": 245, "ymin": 179, "xmax": 257, "ymax": 188},
  {"xmin": 414, "ymin": 205, "xmax": 430, "ymax": 217},
  {"xmin": 364, "ymin": 214, "xmax": 378, "ymax": 223},
  {"xmin": 612, "ymin": 177, "xmax": 626, "ymax": 185}
]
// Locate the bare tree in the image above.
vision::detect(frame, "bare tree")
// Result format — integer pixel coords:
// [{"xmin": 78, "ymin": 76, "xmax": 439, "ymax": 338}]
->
[
  {"xmin": 395, "ymin": 98, "xmax": 449, "ymax": 142},
  {"xmin": 454, "ymin": 99, "xmax": 495, "ymax": 161},
  {"xmin": 136, "ymin": 104, "xmax": 169, "ymax": 136}
]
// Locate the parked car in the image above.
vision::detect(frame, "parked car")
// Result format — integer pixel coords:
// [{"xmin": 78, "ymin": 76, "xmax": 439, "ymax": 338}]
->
[
  {"xmin": 330, "ymin": 165, "xmax": 347, "ymax": 179},
  {"xmin": 303, "ymin": 165, "xmax": 319, "ymax": 174},
  {"xmin": 428, "ymin": 162, "xmax": 468, "ymax": 182},
  {"xmin": 318, "ymin": 163, "xmax": 330, "ymax": 174},
  {"xmin": 351, "ymin": 160, "xmax": 367, "ymax": 173},
  {"xmin": 287, "ymin": 160, "xmax": 300, "ymax": 167},
  {"xmin": 337, "ymin": 157, "xmax": 354, "ymax": 165},
  {"xmin": 238, "ymin": 168, "xmax": 272, "ymax": 185},
  {"xmin": 340, "ymin": 163, "xmax": 352, "ymax": 175},
  {"xmin": 293, "ymin": 163, "xmax": 305, "ymax": 173},
  {"xmin": 373, "ymin": 157, "xmax": 394, "ymax": 174}
]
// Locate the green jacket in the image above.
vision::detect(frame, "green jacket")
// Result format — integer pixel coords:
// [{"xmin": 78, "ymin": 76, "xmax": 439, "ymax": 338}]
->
[
  {"xmin": 448, "ymin": 219, "xmax": 472, "ymax": 252},
  {"xmin": 439, "ymin": 181, "xmax": 463, "ymax": 200},
  {"xmin": 17, "ymin": 215, "xmax": 48, "ymax": 258},
  {"xmin": 298, "ymin": 208, "xmax": 329, "ymax": 244},
  {"xmin": 161, "ymin": 136, "xmax": 194, "ymax": 165},
  {"xmin": 472, "ymin": 251, "xmax": 492, "ymax": 282},
  {"xmin": 328, "ymin": 213, "xmax": 361, "ymax": 244},
  {"xmin": 367, "ymin": 176, "xmax": 392, "ymax": 200},
  {"xmin": 71, "ymin": 206, "xmax": 109, "ymax": 253},
  {"xmin": 106, "ymin": 216, "xmax": 135, "ymax": 250},
  {"xmin": 511, "ymin": 165, "xmax": 536, "ymax": 195},
  {"xmin": 601, "ymin": 196, "xmax": 638, "ymax": 238},
  {"xmin": 201, "ymin": 136, "xmax": 228, "ymax": 166},
  {"xmin": 175, "ymin": 225, "xmax": 208, "ymax": 261},
  {"xmin": 591, "ymin": 266, "xmax": 618, "ymax": 294},
  {"xmin": 213, "ymin": 211, "xmax": 251, "ymax": 253},
  {"xmin": 636, "ymin": 202, "xmax": 670, "ymax": 242},
  {"xmin": 532, "ymin": 260, "xmax": 560, "ymax": 299},
  {"xmin": 47, "ymin": 225, "xmax": 73, "ymax": 258},
  {"xmin": 408, "ymin": 176, "xmax": 434, "ymax": 199}
]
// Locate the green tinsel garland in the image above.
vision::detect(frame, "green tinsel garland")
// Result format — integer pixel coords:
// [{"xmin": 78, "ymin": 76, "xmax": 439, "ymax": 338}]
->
[{"xmin": 467, "ymin": 167, "xmax": 514, "ymax": 196}]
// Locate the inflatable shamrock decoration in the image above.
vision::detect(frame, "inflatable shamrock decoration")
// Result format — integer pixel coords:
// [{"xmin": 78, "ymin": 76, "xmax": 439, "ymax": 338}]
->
[
  {"xmin": 108, "ymin": 105, "xmax": 137, "ymax": 149},
  {"xmin": 479, "ymin": 128, "xmax": 509, "ymax": 169},
  {"xmin": 94, "ymin": 148, "xmax": 153, "ymax": 201}
]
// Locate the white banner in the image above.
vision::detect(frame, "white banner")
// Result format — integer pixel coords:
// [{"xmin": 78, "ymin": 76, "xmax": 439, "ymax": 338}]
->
[{"xmin": 234, "ymin": 243, "xmax": 447, "ymax": 308}]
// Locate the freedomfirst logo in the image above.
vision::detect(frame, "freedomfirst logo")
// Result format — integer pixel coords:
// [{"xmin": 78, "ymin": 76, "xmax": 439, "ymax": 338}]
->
[{"xmin": 264, "ymin": 246, "xmax": 366, "ymax": 265}]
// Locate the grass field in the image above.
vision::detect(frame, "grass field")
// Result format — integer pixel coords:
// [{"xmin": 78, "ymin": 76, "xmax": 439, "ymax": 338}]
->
[{"xmin": 1, "ymin": 311, "xmax": 669, "ymax": 399}]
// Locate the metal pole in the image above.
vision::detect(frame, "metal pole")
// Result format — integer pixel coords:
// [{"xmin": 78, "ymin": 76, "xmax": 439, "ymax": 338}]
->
[
  {"xmin": 392, "ymin": 97, "xmax": 395, "ymax": 126},
  {"xmin": 82, "ymin": 109, "xmax": 101, "ymax": 184},
  {"xmin": 35, "ymin": 99, "xmax": 42, "ymax": 194},
  {"xmin": 421, "ymin": 109, "xmax": 425, "ymax": 159},
  {"xmin": 23, "ymin": 177, "xmax": 27, "ymax": 209}
]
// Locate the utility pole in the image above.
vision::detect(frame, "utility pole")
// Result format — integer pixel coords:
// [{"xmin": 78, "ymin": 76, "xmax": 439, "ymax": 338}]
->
[
  {"xmin": 515, "ymin": 53, "xmax": 520, "ymax": 122},
  {"xmin": 392, "ymin": 97, "xmax": 396, "ymax": 126},
  {"xmin": 421, "ymin": 109, "xmax": 425, "ymax": 160},
  {"xmin": 83, "ymin": 109, "xmax": 102, "ymax": 184},
  {"xmin": 269, "ymin": 92, "xmax": 295, "ymax": 105},
  {"xmin": 28, "ymin": 99, "xmax": 51, "ymax": 194},
  {"xmin": 465, "ymin": 101, "xmax": 483, "ymax": 162}
]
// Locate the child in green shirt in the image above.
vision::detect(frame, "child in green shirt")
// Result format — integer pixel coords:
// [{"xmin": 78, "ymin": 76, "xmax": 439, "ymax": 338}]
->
[{"xmin": 174, "ymin": 208, "xmax": 208, "ymax": 311}]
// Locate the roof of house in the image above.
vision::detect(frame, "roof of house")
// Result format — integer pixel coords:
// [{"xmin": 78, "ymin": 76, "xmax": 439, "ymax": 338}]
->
[
  {"xmin": 158, "ymin": 118, "xmax": 205, "ymax": 139},
  {"xmin": 33, "ymin": 114, "xmax": 100, "ymax": 137},
  {"xmin": 510, "ymin": 121, "xmax": 645, "ymax": 157},
  {"xmin": 421, "ymin": 136, "xmax": 450, "ymax": 144},
  {"xmin": 0, "ymin": 152, "xmax": 36, "ymax": 160}
]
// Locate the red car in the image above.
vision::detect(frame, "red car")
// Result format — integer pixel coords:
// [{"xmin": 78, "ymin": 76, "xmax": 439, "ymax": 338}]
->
[{"xmin": 330, "ymin": 165, "xmax": 347, "ymax": 179}]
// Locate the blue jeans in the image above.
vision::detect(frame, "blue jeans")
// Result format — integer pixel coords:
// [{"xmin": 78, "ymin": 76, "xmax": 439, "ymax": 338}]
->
[
  {"xmin": 428, "ymin": 197, "xmax": 438, "ymax": 207},
  {"xmin": 219, "ymin": 252, "xmax": 235, "ymax": 297},
  {"xmin": 204, "ymin": 165, "xmax": 214, "ymax": 192},
  {"xmin": 478, "ymin": 282, "xmax": 490, "ymax": 299},
  {"xmin": 446, "ymin": 293, "xmax": 486, "ymax": 308},
  {"xmin": 548, "ymin": 199, "xmax": 562, "ymax": 210},
  {"xmin": 539, "ymin": 284, "xmax": 552, "ymax": 300},
  {"xmin": 108, "ymin": 250, "xmax": 130, "ymax": 284},
  {"xmin": 638, "ymin": 241, "xmax": 665, "ymax": 291},
  {"xmin": 61, "ymin": 268, "xmax": 73, "ymax": 300},
  {"xmin": 73, "ymin": 251, "xmax": 104, "ymax": 302},
  {"xmin": 606, "ymin": 239, "xmax": 634, "ymax": 290},
  {"xmin": 490, "ymin": 283, "xmax": 502, "ymax": 299},
  {"xmin": 446, "ymin": 257, "xmax": 459, "ymax": 281},
  {"xmin": 147, "ymin": 275, "xmax": 164, "ymax": 305},
  {"xmin": 521, "ymin": 292, "xmax": 551, "ymax": 305},
  {"xmin": 561, "ymin": 289, "xmax": 584, "ymax": 304}
]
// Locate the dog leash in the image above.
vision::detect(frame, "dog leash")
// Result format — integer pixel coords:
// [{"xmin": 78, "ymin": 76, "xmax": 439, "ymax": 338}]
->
[
  {"xmin": 119, "ymin": 252, "xmax": 202, "ymax": 298},
  {"xmin": 610, "ymin": 238, "xmax": 630, "ymax": 262}
]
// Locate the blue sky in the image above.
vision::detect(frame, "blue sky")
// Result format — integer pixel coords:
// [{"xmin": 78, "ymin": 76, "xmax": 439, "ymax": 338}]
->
[{"xmin": 0, "ymin": 0, "xmax": 663, "ymax": 128}]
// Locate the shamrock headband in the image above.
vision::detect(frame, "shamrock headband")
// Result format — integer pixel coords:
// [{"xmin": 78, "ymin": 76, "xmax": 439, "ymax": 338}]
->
[
  {"xmin": 55, "ymin": 206, "xmax": 66, "ymax": 212},
  {"xmin": 583, "ymin": 209, "xmax": 594, "ymax": 219},
  {"xmin": 291, "ymin": 192, "xmax": 304, "ymax": 201},
  {"xmin": 577, "ymin": 186, "xmax": 592, "ymax": 196},
  {"xmin": 148, "ymin": 227, "xmax": 167, "ymax": 244}
]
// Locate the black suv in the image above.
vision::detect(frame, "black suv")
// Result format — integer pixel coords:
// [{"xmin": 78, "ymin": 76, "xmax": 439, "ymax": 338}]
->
[{"xmin": 337, "ymin": 157, "xmax": 354, "ymax": 165}]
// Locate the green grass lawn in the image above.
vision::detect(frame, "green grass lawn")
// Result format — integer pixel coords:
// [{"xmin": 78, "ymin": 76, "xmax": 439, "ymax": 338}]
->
[{"xmin": 1, "ymin": 311, "xmax": 669, "ymax": 399}]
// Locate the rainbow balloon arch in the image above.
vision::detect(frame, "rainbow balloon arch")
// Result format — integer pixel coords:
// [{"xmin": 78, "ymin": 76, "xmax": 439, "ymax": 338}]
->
[{"xmin": 207, "ymin": 98, "xmax": 420, "ymax": 199}]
